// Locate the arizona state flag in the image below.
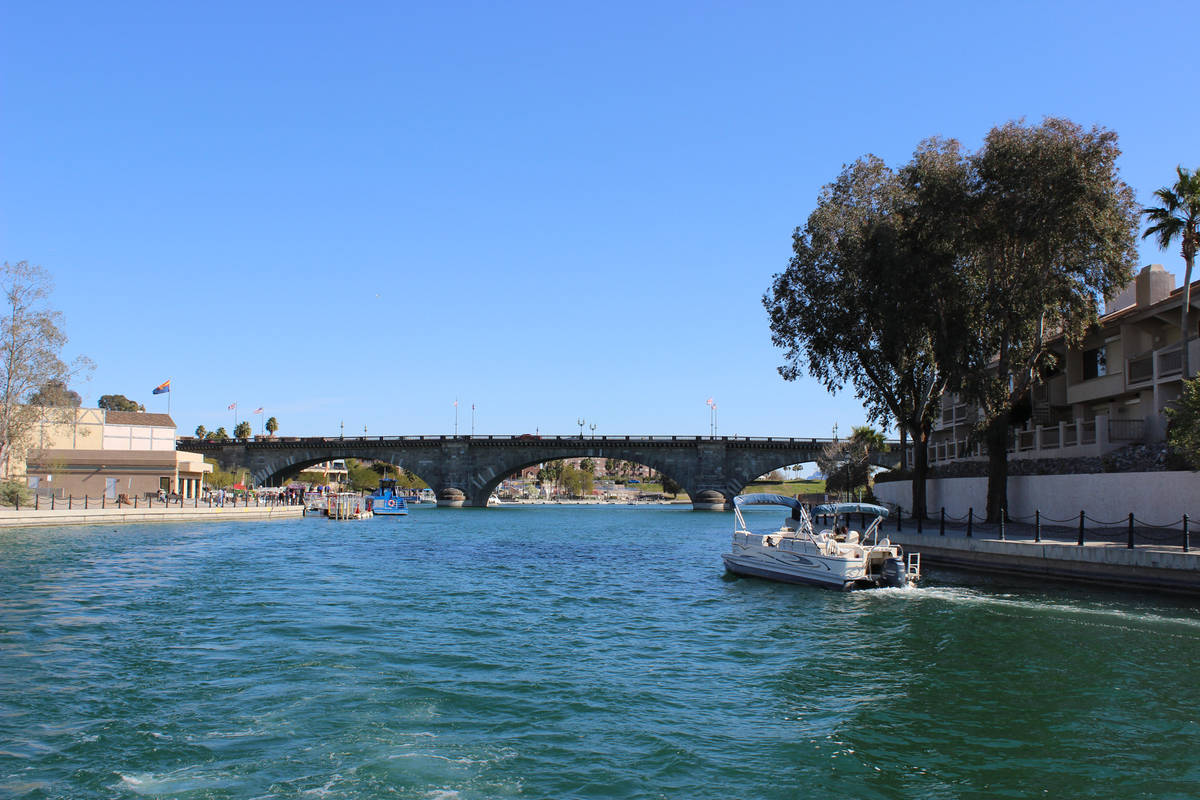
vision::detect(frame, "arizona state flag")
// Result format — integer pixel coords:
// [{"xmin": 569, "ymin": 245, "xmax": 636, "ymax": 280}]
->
[{"xmin": 152, "ymin": 380, "xmax": 171, "ymax": 395}]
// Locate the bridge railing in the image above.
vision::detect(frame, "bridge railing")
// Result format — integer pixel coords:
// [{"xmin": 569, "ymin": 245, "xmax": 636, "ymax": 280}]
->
[{"xmin": 176, "ymin": 434, "xmax": 870, "ymax": 446}]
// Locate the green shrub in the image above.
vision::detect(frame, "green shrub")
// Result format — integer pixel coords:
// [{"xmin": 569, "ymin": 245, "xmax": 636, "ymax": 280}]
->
[{"xmin": 0, "ymin": 480, "xmax": 31, "ymax": 507}]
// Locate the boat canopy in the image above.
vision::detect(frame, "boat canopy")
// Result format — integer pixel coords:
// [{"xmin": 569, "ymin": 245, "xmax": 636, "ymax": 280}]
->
[
  {"xmin": 733, "ymin": 493, "xmax": 804, "ymax": 512},
  {"xmin": 812, "ymin": 502, "xmax": 890, "ymax": 519}
]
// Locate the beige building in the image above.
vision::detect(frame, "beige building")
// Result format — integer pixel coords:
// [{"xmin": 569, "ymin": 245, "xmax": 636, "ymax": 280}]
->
[
  {"xmin": 926, "ymin": 264, "xmax": 1200, "ymax": 466},
  {"xmin": 18, "ymin": 409, "xmax": 212, "ymax": 500}
]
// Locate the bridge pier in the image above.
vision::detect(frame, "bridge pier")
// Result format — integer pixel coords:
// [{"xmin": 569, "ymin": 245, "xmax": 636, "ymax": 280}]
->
[{"xmin": 690, "ymin": 489, "xmax": 729, "ymax": 511}]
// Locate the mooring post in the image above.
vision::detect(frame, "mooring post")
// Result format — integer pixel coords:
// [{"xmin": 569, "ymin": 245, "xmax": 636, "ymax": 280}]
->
[
  {"xmin": 34, "ymin": 493, "xmax": 38, "ymax": 511},
  {"xmin": 940, "ymin": 507, "xmax": 945, "ymax": 536},
  {"xmin": 1077, "ymin": 510, "xmax": 1085, "ymax": 546},
  {"xmin": 999, "ymin": 509, "xmax": 1005, "ymax": 541},
  {"xmin": 1035, "ymin": 509, "xmax": 1041, "ymax": 543},
  {"xmin": 134, "ymin": 496, "xmax": 138, "ymax": 509},
  {"xmin": 967, "ymin": 507, "xmax": 973, "ymax": 537},
  {"xmin": 1184, "ymin": 514, "xmax": 1190, "ymax": 553},
  {"xmin": 1127, "ymin": 513, "xmax": 1135, "ymax": 549},
  {"xmin": 50, "ymin": 495, "xmax": 54, "ymax": 511}
]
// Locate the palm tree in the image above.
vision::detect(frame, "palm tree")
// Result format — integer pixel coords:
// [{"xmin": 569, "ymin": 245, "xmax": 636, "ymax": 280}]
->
[{"xmin": 1142, "ymin": 166, "xmax": 1200, "ymax": 379}]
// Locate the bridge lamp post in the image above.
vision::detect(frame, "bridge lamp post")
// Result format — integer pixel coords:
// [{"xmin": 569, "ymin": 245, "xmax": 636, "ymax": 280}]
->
[
  {"xmin": 590, "ymin": 423, "xmax": 597, "ymax": 439},
  {"xmin": 577, "ymin": 417, "xmax": 585, "ymax": 439}
]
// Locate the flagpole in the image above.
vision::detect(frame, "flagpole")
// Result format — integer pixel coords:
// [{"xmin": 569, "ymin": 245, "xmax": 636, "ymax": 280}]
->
[{"xmin": 454, "ymin": 398, "xmax": 459, "ymax": 437}]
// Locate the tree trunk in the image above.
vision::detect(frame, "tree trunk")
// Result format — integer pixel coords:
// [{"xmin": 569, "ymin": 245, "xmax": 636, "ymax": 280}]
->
[
  {"xmin": 910, "ymin": 427, "xmax": 929, "ymax": 520},
  {"xmin": 1181, "ymin": 253, "xmax": 1193, "ymax": 380},
  {"xmin": 984, "ymin": 416, "xmax": 1010, "ymax": 522}
]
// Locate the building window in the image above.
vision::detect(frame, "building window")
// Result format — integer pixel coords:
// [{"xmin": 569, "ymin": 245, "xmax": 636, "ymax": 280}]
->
[{"xmin": 1083, "ymin": 346, "xmax": 1107, "ymax": 380}]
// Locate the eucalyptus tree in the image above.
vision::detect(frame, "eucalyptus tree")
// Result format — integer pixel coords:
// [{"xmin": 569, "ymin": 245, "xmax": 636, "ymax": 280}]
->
[
  {"xmin": 0, "ymin": 261, "xmax": 92, "ymax": 479},
  {"xmin": 1142, "ymin": 165, "xmax": 1200, "ymax": 379},
  {"xmin": 765, "ymin": 140, "xmax": 970, "ymax": 520},
  {"xmin": 957, "ymin": 118, "xmax": 1138, "ymax": 521}
]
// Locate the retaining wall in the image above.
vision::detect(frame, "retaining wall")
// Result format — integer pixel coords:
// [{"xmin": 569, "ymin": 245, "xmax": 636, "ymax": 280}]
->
[{"xmin": 0, "ymin": 504, "xmax": 304, "ymax": 529}]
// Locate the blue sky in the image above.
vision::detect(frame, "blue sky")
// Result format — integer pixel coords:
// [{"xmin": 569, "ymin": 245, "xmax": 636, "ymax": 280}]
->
[{"xmin": 2, "ymin": 1, "xmax": 1196, "ymax": 438}]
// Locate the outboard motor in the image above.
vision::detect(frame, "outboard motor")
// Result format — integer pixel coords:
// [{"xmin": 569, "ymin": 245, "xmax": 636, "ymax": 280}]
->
[{"xmin": 880, "ymin": 557, "xmax": 907, "ymax": 588}]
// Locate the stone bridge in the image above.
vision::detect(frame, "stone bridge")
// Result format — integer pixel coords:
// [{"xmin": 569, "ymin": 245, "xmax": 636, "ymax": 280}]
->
[{"xmin": 177, "ymin": 435, "xmax": 901, "ymax": 510}]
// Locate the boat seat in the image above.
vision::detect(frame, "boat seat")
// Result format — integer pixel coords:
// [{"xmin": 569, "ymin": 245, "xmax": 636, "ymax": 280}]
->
[{"xmin": 846, "ymin": 531, "xmax": 859, "ymax": 544}]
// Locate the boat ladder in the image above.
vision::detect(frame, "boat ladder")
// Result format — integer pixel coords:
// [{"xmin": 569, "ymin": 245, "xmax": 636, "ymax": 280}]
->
[{"xmin": 907, "ymin": 552, "xmax": 921, "ymax": 579}]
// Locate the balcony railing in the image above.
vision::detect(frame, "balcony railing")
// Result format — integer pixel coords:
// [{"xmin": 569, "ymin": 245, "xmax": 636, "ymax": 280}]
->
[
  {"xmin": 1127, "ymin": 353, "xmax": 1154, "ymax": 385},
  {"xmin": 1158, "ymin": 346, "xmax": 1182, "ymax": 377}
]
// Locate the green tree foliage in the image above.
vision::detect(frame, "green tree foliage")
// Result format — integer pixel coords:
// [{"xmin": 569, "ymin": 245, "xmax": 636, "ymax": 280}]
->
[
  {"xmin": 660, "ymin": 474, "xmax": 682, "ymax": 496},
  {"xmin": 265, "ymin": 416, "xmax": 279, "ymax": 436},
  {"xmin": 579, "ymin": 457, "xmax": 595, "ymax": 475},
  {"xmin": 1142, "ymin": 165, "xmax": 1200, "ymax": 379},
  {"xmin": 97, "ymin": 394, "xmax": 144, "ymax": 412},
  {"xmin": 1166, "ymin": 377, "xmax": 1200, "ymax": 469},
  {"xmin": 958, "ymin": 119, "xmax": 1138, "ymax": 520},
  {"xmin": 28, "ymin": 380, "xmax": 82, "ymax": 407},
  {"xmin": 765, "ymin": 141, "xmax": 971, "ymax": 519},
  {"xmin": 206, "ymin": 427, "xmax": 229, "ymax": 441},
  {"xmin": 0, "ymin": 261, "xmax": 93, "ymax": 478},
  {"xmin": 346, "ymin": 459, "xmax": 382, "ymax": 492},
  {"xmin": 195, "ymin": 425, "xmax": 207, "ymax": 438},
  {"xmin": 233, "ymin": 421, "xmax": 252, "ymax": 439}
]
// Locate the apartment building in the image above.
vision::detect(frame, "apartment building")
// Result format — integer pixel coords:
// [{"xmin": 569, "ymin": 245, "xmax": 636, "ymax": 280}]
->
[{"xmin": 927, "ymin": 264, "xmax": 1199, "ymax": 466}]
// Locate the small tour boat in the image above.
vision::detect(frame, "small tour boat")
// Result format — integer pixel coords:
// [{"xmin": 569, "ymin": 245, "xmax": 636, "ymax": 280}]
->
[
  {"xmin": 367, "ymin": 479, "xmax": 409, "ymax": 516},
  {"xmin": 722, "ymin": 494, "xmax": 919, "ymax": 590}
]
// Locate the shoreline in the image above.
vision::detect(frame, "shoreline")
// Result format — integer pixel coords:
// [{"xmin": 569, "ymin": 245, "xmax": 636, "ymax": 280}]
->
[{"xmin": 0, "ymin": 504, "xmax": 304, "ymax": 529}]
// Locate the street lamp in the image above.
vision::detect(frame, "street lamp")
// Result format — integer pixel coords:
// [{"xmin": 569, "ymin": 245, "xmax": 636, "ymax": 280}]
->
[
  {"xmin": 589, "ymin": 423, "xmax": 597, "ymax": 439},
  {"xmin": 577, "ymin": 417, "xmax": 585, "ymax": 439}
]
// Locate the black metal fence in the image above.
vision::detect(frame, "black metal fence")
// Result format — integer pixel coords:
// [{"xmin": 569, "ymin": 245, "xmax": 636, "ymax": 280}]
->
[{"xmin": 876, "ymin": 506, "xmax": 1191, "ymax": 552}]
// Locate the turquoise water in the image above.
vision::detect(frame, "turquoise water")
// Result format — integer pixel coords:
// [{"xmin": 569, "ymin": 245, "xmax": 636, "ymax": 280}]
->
[{"xmin": 1, "ymin": 505, "xmax": 1198, "ymax": 799}]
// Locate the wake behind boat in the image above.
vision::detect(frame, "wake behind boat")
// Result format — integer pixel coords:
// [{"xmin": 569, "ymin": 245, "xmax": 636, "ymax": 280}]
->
[{"xmin": 722, "ymin": 494, "xmax": 919, "ymax": 590}]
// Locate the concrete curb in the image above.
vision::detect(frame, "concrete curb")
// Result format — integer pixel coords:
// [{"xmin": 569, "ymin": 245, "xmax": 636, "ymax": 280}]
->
[{"xmin": 892, "ymin": 530, "xmax": 1200, "ymax": 594}]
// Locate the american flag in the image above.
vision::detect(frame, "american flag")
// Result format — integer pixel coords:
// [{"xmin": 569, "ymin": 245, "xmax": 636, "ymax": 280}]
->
[
  {"xmin": 228, "ymin": 402, "xmax": 236, "ymax": 410},
  {"xmin": 253, "ymin": 407, "xmax": 264, "ymax": 414}
]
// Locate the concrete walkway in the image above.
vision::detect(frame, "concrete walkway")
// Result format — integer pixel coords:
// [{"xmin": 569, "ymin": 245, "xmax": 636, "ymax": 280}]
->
[
  {"xmin": 0, "ymin": 503, "xmax": 305, "ymax": 529},
  {"xmin": 887, "ymin": 520, "xmax": 1200, "ymax": 595}
]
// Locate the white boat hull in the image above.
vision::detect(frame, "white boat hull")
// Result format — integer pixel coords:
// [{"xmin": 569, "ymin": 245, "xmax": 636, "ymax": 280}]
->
[{"xmin": 722, "ymin": 546, "xmax": 867, "ymax": 590}]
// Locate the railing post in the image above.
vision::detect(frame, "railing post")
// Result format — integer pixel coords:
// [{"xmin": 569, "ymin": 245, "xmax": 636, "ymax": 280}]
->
[
  {"xmin": 1077, "ymin": 510, "xmax": 1085, "ymax": 546},
  {"xmin": 1184, "ymin": 514, "xmax": 1190, "ymax": 553},
  {"xmin": 940, "ymin": 507, "xmax": 945, "ymax": 536},
  {"xmin": 1127, "ymin": 513, "xmax": 1134, "ymax": 549},
  {"xmin": 1035, "ymin": 509, "xmax": 1040, "ymax": 542},
  {"xmin": 967, "ymin": 507, "xmax": 973, "ymax": 537}
]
